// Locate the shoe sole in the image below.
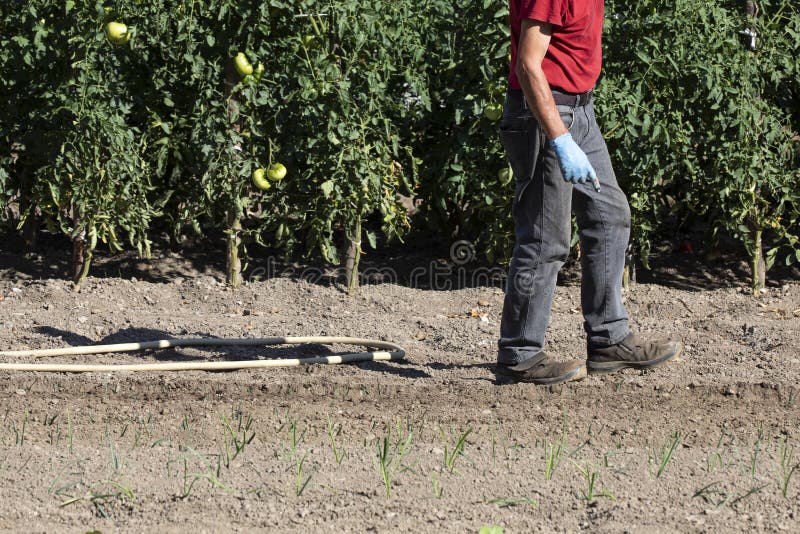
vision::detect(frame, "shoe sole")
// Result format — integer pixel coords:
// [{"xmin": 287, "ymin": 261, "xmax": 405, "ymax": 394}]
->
[
  {"xmin": 496, "ymin": 364, "xmax": 588, "ymax": 386},
  {"xmin": 587, "ymin": 343, "xmax": 682, "ymax": 374}
]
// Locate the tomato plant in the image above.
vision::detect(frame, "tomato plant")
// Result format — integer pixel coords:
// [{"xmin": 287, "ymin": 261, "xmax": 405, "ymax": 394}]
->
[
  {"xmin": 601, "ymin": 0, "xmax": 800, "ymax": 291},
  {"xmin": 272, "ymin": 0, "xmax": 428, "ymax": 290},
  {"xmin": 0, "ymin": 1, "xmax": 160, "ymax": 286},
  {"xmin": 410, "ymin": 0, "xmax": 513, "ymax": 264},
  {"xmin": 0, "ymin": 0, "xmax": 797, "ymax": 291}
]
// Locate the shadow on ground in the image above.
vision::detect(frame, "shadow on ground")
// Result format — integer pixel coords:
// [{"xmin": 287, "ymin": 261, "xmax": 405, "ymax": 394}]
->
[
  {"xmin": 28, "ymin": 326, "xmax": 430, "ymax": 378},
  {"xmin": 2, "ymin": 227, "xmax": 798, "ymax": 293}
]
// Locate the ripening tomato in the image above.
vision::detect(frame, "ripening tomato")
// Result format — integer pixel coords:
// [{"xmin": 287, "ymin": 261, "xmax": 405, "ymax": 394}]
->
[
  {"xmin": 105, "ymin": 21, "xmax": 130, "ymax": 45},
  {"xmin": 267, "ymin": 163, "xmax": 287, "ymax": 181},
  {"xmin": 483, "ymin": 104, "xmax": 503, "ymax": 122},
  {"xmin": 252, "ymin": 168, "xmax": 271, "ymax": 190},
  {"xmin": 498, "ymin": 167, "xmax": 512, "ymax": 185},
  {"xmin": 253, "ymin": 62, "xmax": 265, "ymax": 81},
  {"xmin": 234, "ymin": 52, "xmax": 253, "ymax": 77}
]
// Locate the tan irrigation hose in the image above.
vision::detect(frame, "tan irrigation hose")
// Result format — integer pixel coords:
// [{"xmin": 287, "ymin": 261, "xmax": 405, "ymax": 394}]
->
[{"xmin": 0, "ymin": 336, "xmax": 406, "ymax": 373}]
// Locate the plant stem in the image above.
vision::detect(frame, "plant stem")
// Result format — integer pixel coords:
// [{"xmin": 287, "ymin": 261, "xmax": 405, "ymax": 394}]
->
[
  {"xmin": 226, "ymin": 209, "xmax": 242, "ymax": 288},
  {"xmin": 20, "ymin": 186, "xmax": 38, "ymax": 255},
  {"xmin": 72, "ymin": 233, "xmax": 92, "ymax": 290},
  {"xmin": 751, "ymin": 227, "xmax": 765, "ymax": 294},
  {"xmin": 344, "ymin": 216, "xmax": 362, "ymax": 293}
]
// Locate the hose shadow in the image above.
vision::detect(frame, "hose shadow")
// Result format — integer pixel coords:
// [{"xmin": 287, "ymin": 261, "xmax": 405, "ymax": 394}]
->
[
  {"xmin": 423, "ymin": 361, "xmax": 505, "ymax": 384},
  {"xmin": 353, "ymin": 360, "xmax": 431, "ymax": 379},
  {"xmin": 31, "ymin": 327, "xmax": 421, "ymax": 370}
]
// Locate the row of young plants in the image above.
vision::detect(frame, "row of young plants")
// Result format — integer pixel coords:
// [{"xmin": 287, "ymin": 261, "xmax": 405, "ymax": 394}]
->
[{"xmin": 1, "ymin": 0, "xmax": 798, "ymax": 290}]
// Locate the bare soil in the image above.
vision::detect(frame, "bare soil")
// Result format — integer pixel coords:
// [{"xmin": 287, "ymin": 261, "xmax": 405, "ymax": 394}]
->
[{"xmin": 0, "ymin": 244, "xmax": 799, "ymax": 533}]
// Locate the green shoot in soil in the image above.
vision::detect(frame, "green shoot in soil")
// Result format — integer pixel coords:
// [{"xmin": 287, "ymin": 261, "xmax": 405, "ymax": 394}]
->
[
  {"xmin": 12, "ymin": 412, "xmax": 27, "ymax": 446},
  {"xmin": 444, "ymin": 428, "xmax": 472, "ymax": 474},
  {"xmin": 733, "ymin": 484, "xmax": 769, "ymax": 505},
  {"xmin": 45, "ymin": 413, "xmax": 62, "ymax": 447},
  {"xmin": 183, "ymin": 468, "xmax": 233, "ymax": 498},
  {"xmin": 490, "ymin": 427, "xmax": 497, "ymax": 466},
  {"xmin": 167, "ymin": 447, "xmax": 235, "ymax": 498},
  {"xmin": 707, "ymin": 429, "xmax": 726, "ymax": 472},
  {"xmin": 569, "ymin": 459, "xmax": 615, "ymax": 502},
  {"xmin": 431, "ymin": 472, "xmax": 443, "ymax": 499},
  {"xmin": 220, "ymin": 413, "xmax": 255, "ymax": 469},
  {"xmin": 327, "ymin": 418, "xmax": 345, "ymax": 466},
  {"xmin": 376, "ymin": 437, "xmax": 393, "ymax": 497},
  {"xmin": 654, "ymin": 431, "xmax": 681, "ymax": 478},
  {"xmin": 750, "ymin": 426, "xmax": 763, "ymax": 477},
  {"xmin": 57, "ymin": 479, "xmax": 135, "ymax": 518},
  {"xmin": 287, "ymin": 416, "xmax": 306, "ymax": 457},
  {"xmin": 779, "ymin": 436, "xmax": 799, "ymax": 498},
  {"xmin": 108, "ymin": 439, "xmax": 120, "ymax": 472},
  {"xmin": 543, "ymin": 433, "xmax": 566, "ymax": 481},
  {"xmin": 693, "ymin": 481, "xmax": 768, "ymax": 509},
  {"xmin": 67, "ymin": 411, "xmax": 73, "ymax": 454},
  {"xmin": 375, "ymin": 424, "xmax": 414, "ymax": 497},
  {"xmin": 488, "ymin": 496, "xmax": 538, "ymax": 508},
  {"xmin": 295, "ymin": 453, "xmax": 313, "ymax": 497}
]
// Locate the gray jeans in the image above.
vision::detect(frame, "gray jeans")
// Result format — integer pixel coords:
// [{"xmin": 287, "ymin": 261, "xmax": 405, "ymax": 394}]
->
[{"xmin": 497, "ymin": 90, "xmax": 632, "ymax": 365}]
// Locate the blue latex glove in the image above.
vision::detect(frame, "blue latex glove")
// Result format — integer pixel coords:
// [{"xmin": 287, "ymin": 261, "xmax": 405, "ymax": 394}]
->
[{"xmin": 550, "ymin": 133, "xmax": 601, "ymax": 192}]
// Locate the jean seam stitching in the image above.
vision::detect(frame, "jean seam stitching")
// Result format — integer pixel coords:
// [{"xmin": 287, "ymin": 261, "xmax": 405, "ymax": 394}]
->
[
  {"xmin": 520, "ymin": 131, "xmax": 543, "ymax": 347},
  {"xmin": 583, "ymin": 150, "xmax": 611, "ymax": 328}
]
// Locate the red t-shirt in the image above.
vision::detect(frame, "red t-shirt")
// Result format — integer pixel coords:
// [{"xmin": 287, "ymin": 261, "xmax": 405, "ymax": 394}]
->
[{"xmin": 508, "ymin": 0, "xmax": 604, "ymax": 94}]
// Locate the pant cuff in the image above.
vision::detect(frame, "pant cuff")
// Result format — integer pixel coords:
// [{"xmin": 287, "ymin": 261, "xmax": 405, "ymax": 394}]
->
[
  {"xmin": 497, "ymin": 347, "xmax": 545, "ymax": 366},
  {"xmin": 587, "ymin": 326, "xmax": 631, "ymax": 348}
]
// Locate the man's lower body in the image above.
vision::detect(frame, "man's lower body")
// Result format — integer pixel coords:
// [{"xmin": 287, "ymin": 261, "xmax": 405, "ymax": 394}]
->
[{"xmin": 496, "ymin": 90, "xmax": 680, "ymax": 384}]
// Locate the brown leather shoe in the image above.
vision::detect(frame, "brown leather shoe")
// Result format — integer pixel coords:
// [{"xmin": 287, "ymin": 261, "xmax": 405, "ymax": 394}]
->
[
  {"xmin": 496, "ymin": 353, "xmax": 587, "ymax": 385},
  {"xmin": 587, "ymin": 333, "xmax": 681, "ymax": 374}
]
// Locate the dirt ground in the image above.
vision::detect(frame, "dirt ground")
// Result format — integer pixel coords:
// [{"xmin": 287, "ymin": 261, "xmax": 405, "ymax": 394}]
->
[{"xmin": 0, "ymin": 242, "xmax": 799, "ymax": 533}]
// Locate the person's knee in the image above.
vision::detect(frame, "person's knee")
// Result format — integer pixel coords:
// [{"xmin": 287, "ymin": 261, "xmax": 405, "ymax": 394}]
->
[
  {"xmin": 618, "ymin": 201, "xmax": 631, "ymax": 231},
  {"xmin": 514, "ymin": 238, "xmax": 569, "ymax": 265},
  {"xmin": 547, "ymin": 239, "xmax": 571, "ymax": 263}
]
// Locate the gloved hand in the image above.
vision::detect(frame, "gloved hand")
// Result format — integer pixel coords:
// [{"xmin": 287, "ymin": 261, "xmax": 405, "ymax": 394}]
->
[{"xmin": 550, "ymin": 133, "xmax": 601, "ymax": 192}]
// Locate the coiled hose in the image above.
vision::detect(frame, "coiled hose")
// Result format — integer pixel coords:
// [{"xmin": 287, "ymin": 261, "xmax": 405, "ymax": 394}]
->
[{"xmin": 0, "ymin": 336, "xmax": 406, "ymax": 373}]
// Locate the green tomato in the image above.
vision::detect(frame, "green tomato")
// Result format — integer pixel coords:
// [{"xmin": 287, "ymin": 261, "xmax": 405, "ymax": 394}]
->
[
  {"xmin": 483, "ymin": 103, "xmax": 503, "ymax": 122},
  {"xmin": 234, "ymin": 52, "xmax": 253, "ymax": 78},
  {"xmin": 301, "ymin": 35, "xmax": 318, "ymax": 49},
  {"xmin": 105, "ymin": 21, "xmax": 130, "ymax": 45},
  {"xmin": 102, "ymin": 2, "xmax": 116, "ymax": 18},
  {"xmin": 267, "ymin": 163, "xmax": 287, "ymax": 181},
  {"xmin": 253, "ymin": 62, "xmax": 265, "ymax": 81},
  {"xmin": 252, "ymin": 168, "xmax": 271, "ymax": 190},
  {"xmin": 498, "ymin": 167, "xmax": 512, "ymax": 185}
]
